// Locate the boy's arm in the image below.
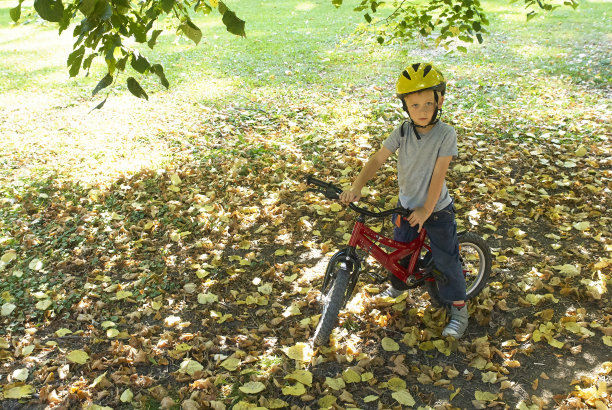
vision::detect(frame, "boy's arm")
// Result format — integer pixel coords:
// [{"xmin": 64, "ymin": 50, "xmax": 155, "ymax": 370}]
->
[
  {"xmin": 340, "ymin": 146, "xmax": 393, "ymax": 204},
  {"xmin": 408, "ymin": 155, "xmax": 453, "ymax": 232}
]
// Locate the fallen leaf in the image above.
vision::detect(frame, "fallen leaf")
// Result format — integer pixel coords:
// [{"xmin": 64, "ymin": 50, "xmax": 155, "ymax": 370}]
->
[
  {"xmin": 239, "ymin": 381, "xmax": 266, "ymax": 394},
  {"xmin": 284, "ymin": 369, "xmax": 312, "ymax": 386},
  {"xmin": 12, "ymin": 368, "xmax": 29, "ymax": 381},
  {"xmin": 3, "ymin": 385, "xmax": 35, "ymax": 399},
  {"xmin": 282, "ymin": 342, "xmax": 313, "ymax": 362},
  {"xmin": 382, "ymin": 337, "xmax": 399, "ymax": 351},
  {"xmin": 120, "ymin": 388, "xmax": 134, "ymax": 403},
  {"xmin": 281, "ymin": 382, "xmax": 306, "ymax": 396},
  {"xmin": 67, "ymin": 350, "xmax": 90, "ymax": 364},
  {"xmin": 392, "ymin": 389, "xmax": 416, "ymax": 406},
  {"xmin": 179, "ymin": 359, "xmax": 203, "ymax": 376},
  {"xmin": 1, "ymin": 303, "xmax": 16, "ymax": 316}
]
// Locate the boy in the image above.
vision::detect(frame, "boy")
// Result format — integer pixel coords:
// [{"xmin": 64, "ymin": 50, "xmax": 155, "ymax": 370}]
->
[{"xmin": 339, "ymin": 63, "xmax": 468, "ymax": 338}]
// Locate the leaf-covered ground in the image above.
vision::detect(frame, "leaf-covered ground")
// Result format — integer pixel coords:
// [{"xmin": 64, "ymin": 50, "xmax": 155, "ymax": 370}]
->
[{"xmin": 1, "ymin": 0, "xmax": 611, "ymax": 409}]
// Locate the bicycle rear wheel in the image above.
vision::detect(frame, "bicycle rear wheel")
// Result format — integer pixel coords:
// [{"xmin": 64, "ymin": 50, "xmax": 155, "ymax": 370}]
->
[
  {"xmin": 313, "ymin": 266, "xmax": 350, "ymax": 346},
  {"xmin": 426, "ymin": 232, "xmax": 492, "ymax": 306}
]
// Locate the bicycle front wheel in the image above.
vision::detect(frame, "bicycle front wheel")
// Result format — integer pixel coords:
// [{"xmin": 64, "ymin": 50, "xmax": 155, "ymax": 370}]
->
[
  {"xmin": 426, "ymin": 232, "xmax": 492, "ymax": 306},
  {"xmin": 313, "ymin": 267, "xmax": 350, "ymax": 346}
]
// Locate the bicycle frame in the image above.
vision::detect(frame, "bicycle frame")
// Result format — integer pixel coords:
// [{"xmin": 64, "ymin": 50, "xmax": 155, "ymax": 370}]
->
[{"xmin": 347, "ymin": 219, "xmax": 432, "ymax": 284}]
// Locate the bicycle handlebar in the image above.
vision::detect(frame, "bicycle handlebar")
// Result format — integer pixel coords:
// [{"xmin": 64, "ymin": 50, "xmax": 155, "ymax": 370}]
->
[{"xmin": 306, "ymin": 175, "xmax": 411, "ymax": 219}]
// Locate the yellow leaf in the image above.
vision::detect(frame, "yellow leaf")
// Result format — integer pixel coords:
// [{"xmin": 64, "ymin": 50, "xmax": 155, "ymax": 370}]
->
[
  {"xmin": 0, "ymin": 338, "xmax": 9, "ymax": 349},
  {"xmin": 21, "ymin": 345, "xmax": 34, "ymax": 356},
  {"xmin": 210, "ymin": 0, "xmax": 218, "ymax": 7},
  {"xmin": 387, "ymin": 377, "xmax": 407, "ymax": 391},
  {"xmin": 573, "ymin": 221, "xmax": 590, "ymax": 231},
  {"xmin": 330, "ymin": 203, "xmax": 342, "ymax": 212},
  {"xmin": 179, "ymin": 359, "xmax": 203, "ymax": 376},
  {"xmin": 450, "ymin": 387, "xmax": 461, "ymax": 401},
  {"xmin": 35, "ymin": 299, "xmax": 52, "ymax": 310},
  {"xmin": 175, "ymin": 343, "xmax": 192, "ymax": 352},
  {"xmin": 12, "ymin": 368, "xmax": 29, "ymax": 381},
  {"xmin": 574, "ymin": 145, "xmax": 588, "ymax": 157},
  {"xmin": 1, "ymin": 250, "xmax": 16, "ymax": 263},
  {"xmin": 547, "ymin": 337, "xmax": 565, "ymax": 349},
  {"xmin": 115, "ymin": 290, "xmax": 133, "ymax": 300},
  {"xmin": 382, "ymin": 337, "xmax": 399, "ymax": 351},
  {"xmin": 90, "ymin": 371, "xmax": 108, "ymax": 388},
  {"xmin": 170, "ymin": 173, "xmax": 182, "ymax": 185},
  {"xmin": 106, "ymin": 328, "xmax": 120, "ymax": 338},
  {"xmin": 281, "ymin": 382, "xmax": 306, "ymax": 396},
  {"xmin": 392, "ymin": 389, "xmax": 416, "ymax": 406},
  {"xmin": 3, "ymin": 385, "xmax": 35, "ymax": 399},
  {"xmin": 267, "ymin": 398, "xmax": 289, "ymax": 409},
  {"xmin": 28, "ymin": 258, "xmax": 43, "ymax": 271},
  {"xmin": 482, "ymin": 371, "xmax": 498, "ymax": 383},
  {"xmin": 475, "ymin": 391, "xmax": 498, "ymax": 401},
  {"xmin": 151, "ymin": 301, "xmax": 162, "ymax": 310},
  {"xmin": 603, "ymin": 336, "xmax": 612, "ymax": 347},
  {"xmin": 274, "ymin": 249, "xmax": 286, "ymax": 256},
  {"xmin": 67, "ymin": 350, "xmax": 90, "ymax": 364},
  {"xmin": 197, "ymin": 293, "xmax": 218, "ymax": 304},
  {"xmin": 101, "ymin": 321, "xmax": 115, "ymax": 329},
  {"xmin": 120, "ymin": 389, "xmax": 133, "ymax": 403},
  {"xmin": 284, "ymin": 369, "xmax": 313, "ymax": 386},
  {"xmin": 282, "ymin": 342, "xmax": 313, "ymax": 362},
  {"xmin": 1, "ymin": 303, "xmax": 16, "ymax": 316},
  {"xmin": 363, "ymin": 395, "xmax": 379, "ymax": 403},
  {"xmin": 361, "ymin": 372, "xmax": 374, "ymax": 382},
  {"xmin": 318, "ymin": 395, "xmax": 337, "ymax": 408},
  {"xmin": 239, "ymin": 381, "xmax": 266, "ymax": 394},
  {"xmin": 433, "ymin": 339, "xmax": 451, "ymax": 356},
  {"xmin": 342, "ymin": 368, "xmax": 361, "ymax": 383},
  {"xmin": 220, "ymin": 357, "xmax": 240, "ymax": 371},
  {"xmin": 325, "ymin": 377, "xmax": 346, "ymax": 390}
]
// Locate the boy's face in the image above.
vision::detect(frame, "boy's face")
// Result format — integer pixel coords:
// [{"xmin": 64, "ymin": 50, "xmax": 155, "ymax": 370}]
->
[{"xmin": 403, "ymin": 90, "xmax": 444, "ymax": 127}]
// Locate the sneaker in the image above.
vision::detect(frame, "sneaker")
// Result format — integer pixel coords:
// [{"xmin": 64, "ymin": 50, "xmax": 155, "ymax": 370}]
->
[
  {"xmin": 442, "ymin": 305, "xmax": 469, "ymax": 338},
  {"xmin": 378, "ymin": 286, "xmax": 406, "ymax": 299}
]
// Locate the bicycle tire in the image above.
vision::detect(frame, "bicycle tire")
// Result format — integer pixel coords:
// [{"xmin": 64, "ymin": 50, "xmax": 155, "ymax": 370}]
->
[
  {"xmin": 313, "ymin": 267, "xmax": 350, "ymax": 346},
  {"xmin": 426, "ymin": 232, "xmax": 492, "ymax": 307}
]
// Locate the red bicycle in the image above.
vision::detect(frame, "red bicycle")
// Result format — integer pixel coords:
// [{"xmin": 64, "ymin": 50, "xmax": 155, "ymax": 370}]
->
[{"xmin": 306, "ymin": 175, "xmax": 492, "ymax": 346}]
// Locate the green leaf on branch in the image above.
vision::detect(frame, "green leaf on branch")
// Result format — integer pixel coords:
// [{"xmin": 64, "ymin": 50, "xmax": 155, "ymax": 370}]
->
[
  {"xmin": 92, "ymin": 73, "xmax": 113, "ymax": 96},
  {"xmin": 34, "ymin": 0, "xmax": 64, "ymax": 22},
  {"xmin": 127, "ymin": 77, "xmax": 149, "ymax": 100},
  {"xmin": 148, "ymin": 29, "xmax": 163, "ymax": 49},
  {"xmin": 68, "ymin": 46, "xmax": 85, "ymax": 77},
  {"xmin": 222, "ymin": 10, "xmax": 246, "ymax": 37},
  {"xmin": 161, "ymin": 0, "xmax": 174, "ymax": 13},
  {"xmin": 10, "ymin": 2, "xmax": 23, "ymax": 22},
  {"xmin": 178, "ymin": 20, "xmax": 202, "ymax": 45},
  {"xmin": 151, "ymin": 64, "xmax": 169, "ymax": 89},
  {"xmin": 131, "ymin": 52, "xmax": 151, "ymax": 74}
]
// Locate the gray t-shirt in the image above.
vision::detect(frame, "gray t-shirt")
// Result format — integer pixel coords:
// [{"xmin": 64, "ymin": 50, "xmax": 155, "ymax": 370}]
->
[{"xmin": 382, "ymin": 121, "xmax": 458, "ymax": 212}]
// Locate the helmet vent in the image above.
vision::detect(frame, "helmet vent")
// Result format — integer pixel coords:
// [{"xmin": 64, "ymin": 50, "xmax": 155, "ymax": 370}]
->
[
  {"xmin": 411, "ymin": 63, "xmax": 421, "ymax": 72},
  {"xmin": 402, "ymin": 70, "xmax": 411, "ymax": 80},
  {"xmin": 423, "ymin": 64, "xmax": 433, "ymax": 77}
]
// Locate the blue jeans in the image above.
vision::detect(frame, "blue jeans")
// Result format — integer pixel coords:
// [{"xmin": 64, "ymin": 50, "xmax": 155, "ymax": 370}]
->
[{"xmin": 393, "ymin": 203, "xmax": 466, "ymax": 302}]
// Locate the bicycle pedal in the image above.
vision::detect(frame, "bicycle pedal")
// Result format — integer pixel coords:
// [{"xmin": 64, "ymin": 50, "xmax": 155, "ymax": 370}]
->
[{"xmin": 367, "ymin": 271, "xmax": 386, "ymax": 283}]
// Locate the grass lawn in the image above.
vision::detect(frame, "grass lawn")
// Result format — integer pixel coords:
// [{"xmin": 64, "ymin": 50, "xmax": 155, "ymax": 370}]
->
[{"xmin": 0, "ymin": 0, "xmax": 610, "ymax": 408}]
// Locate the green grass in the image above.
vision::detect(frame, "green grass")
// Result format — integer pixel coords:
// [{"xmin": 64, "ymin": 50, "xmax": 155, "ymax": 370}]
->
[{"xmin": 0, "ymin": 0, "xmax": 609, "ymax": 190}]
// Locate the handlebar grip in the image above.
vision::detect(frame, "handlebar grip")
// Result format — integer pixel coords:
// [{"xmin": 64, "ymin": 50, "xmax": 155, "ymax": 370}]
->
[{"xmin": 306, "ymin": 175, "xmax": 342, "ymax": 200}]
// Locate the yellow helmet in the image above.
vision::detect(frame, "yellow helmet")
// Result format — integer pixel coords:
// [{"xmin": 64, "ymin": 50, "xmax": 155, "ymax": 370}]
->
[{"xmin": 396, "ymin": 63, "xmax": 446, "ymax": 96}]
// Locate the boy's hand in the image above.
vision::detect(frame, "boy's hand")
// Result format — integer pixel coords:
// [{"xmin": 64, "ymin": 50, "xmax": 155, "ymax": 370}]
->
[
  {"xmin": 408, "ymin": 207, "xmax": 432, "ymax": 232},
  {"xmin": 340, "ymin": 189, "xmax": 361, "ymax": 204}
]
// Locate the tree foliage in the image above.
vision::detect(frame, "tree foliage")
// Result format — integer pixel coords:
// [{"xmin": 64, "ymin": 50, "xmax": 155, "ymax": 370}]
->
[
  {"xmin": 344, "ymin": 0, "xmax": 579, "ymax": 49},
  {"xmin": 10, "ymin": 0, "xmax": 579, "ymax": 101}
]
